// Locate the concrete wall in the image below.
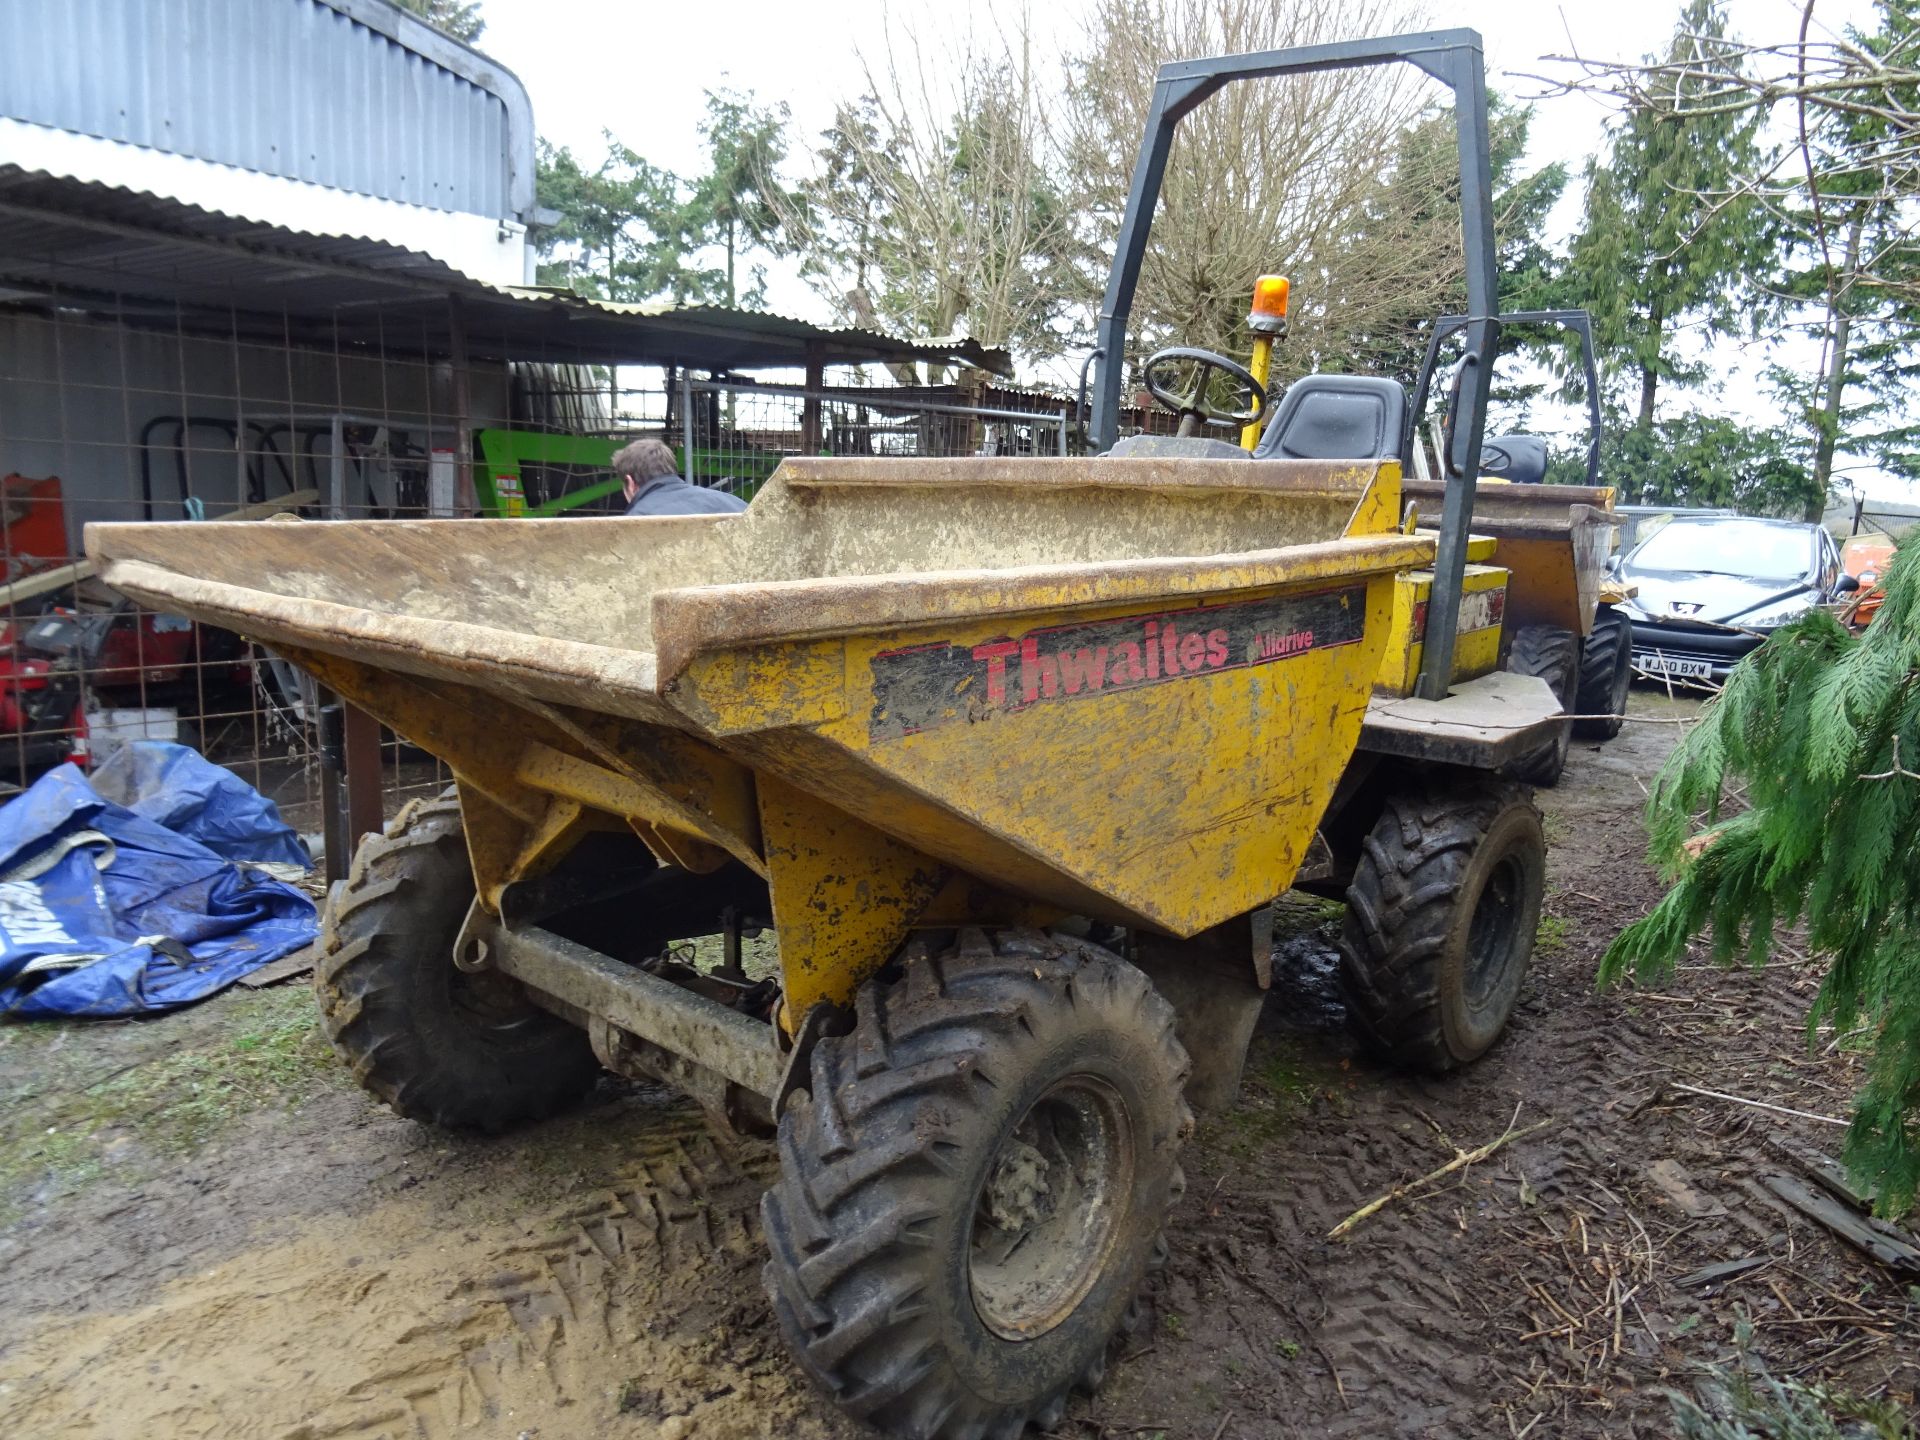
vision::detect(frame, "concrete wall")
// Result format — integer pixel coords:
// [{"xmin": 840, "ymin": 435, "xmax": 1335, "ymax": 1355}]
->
[{"xmin": 0, "ymin": 308, "xmax": 510, "ymax": 556}]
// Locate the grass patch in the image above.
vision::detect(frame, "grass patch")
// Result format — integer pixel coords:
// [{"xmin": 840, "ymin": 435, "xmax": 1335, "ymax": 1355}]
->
[
  {"xmin": 95, "ymin": 988, "xmax": 337, "ymax": 1153},
  {"xmin": 1210, "ymin": 1043, "xmax": 1326, "ymax": 1159},
  {"xmin": 673, "ymin": 930, "xmax": 781, "ymax": 982},
  {"xmin": 1252, "ymin": 1050, "xmax": 1320, "ymax": 1106},
  {"xmin": 0, "ymin": 985, "xmax": 341, "ymax": 1223},
  {"xmin": 1272, "ymin": 892, "xmax": 1346, "ymax": 937},
  {"xmin": 1535, "ymin": 913, "xmax": 1573, "ymax": 956}
]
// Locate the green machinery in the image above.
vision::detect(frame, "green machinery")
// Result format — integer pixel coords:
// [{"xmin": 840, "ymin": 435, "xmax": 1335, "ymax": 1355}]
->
[{"xmin": 472, "ymin": 429, "xmax": 785, "ymax": 517}]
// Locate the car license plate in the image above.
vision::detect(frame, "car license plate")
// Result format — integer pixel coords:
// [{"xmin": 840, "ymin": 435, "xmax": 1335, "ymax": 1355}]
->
[{"xmin": 1640, "ymin": 653, "xmax": 1711, "ymax": 680}]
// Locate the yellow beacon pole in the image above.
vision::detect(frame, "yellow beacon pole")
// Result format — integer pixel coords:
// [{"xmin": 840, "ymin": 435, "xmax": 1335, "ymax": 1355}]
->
[{"xmin": 1241, "ymin": 275, "xmax": 1290, "ymax": 451}]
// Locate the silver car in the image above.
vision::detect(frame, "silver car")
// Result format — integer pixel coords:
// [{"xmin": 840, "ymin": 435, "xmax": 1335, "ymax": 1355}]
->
[{"xmin": 1616, "ymin": 515, "xmax": 1857, "ymax": 684}]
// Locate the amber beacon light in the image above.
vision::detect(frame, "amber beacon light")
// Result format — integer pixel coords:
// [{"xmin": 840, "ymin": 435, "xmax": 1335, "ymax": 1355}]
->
[
  {"xmin": 1248, "ymin": 275, "xmax": 1291, "ymax": 333},
  {"xmin": 1241, "ymin": 275, "xmax": 1291, "ymax": 449}
]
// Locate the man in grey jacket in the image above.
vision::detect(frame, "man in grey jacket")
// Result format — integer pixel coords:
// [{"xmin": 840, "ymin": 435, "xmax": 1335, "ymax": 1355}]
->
[{"xmin": 613, "ymin": 438, "xmax": 748, "ymax": 516}]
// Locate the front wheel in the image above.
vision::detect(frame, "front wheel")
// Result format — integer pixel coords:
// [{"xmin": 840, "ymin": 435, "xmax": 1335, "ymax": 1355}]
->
[
  {"xmin": 1338, "ymin": 777, "xmax": 1546, "ymax": 1072},
  {"xmin": 1573, "ymin": 607, "xmax": 1632, "ymax": 740},
  {"xmin": 762, "ymin": 929, "xmax": 1192, "ymax": 1438}
]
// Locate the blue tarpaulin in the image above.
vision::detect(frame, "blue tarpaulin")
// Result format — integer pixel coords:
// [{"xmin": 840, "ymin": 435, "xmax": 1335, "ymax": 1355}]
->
[{"xmin": 0, "ymin": 744, "xmax": 318, "ymax": 1017}]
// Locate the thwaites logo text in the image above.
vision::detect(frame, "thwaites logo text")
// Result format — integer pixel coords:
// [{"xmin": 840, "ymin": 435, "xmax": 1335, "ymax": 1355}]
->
[{"xmin": 869, "ymin": 586, "xmax": 1365, "ymax": 741}]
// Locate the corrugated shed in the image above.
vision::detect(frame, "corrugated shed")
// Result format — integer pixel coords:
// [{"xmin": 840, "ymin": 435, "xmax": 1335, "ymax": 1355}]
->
[
  {"xmin": 0, "ymin": 166, "xmax": 1016, "ymax": 376},
  {"xmin": 0, "ymin": 0, "xmax": 527, "ymax": 219}
]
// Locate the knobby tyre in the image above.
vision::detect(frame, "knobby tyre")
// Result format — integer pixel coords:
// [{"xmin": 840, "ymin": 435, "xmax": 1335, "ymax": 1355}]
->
[
  {"xmin": 1337, "ymin": 777, "xmax": 1546, "ymax": 1072},
  {"xmin": 762, "ymin": 928, "xmax": 1192, "ymax": 1439},
  {"xmin": 1503, "ymin": 624, "xmax": 1580, "ymax": 786},
  {"xmin": 314, "ymin": 795, "xmax": 599, "ymax": 1129},
  {"xmin": 1573, "ymin": 607, "xmax": 1632, "ymax": 740}
]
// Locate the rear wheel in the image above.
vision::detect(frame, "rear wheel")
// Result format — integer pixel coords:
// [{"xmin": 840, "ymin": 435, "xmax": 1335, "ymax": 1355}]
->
[
  {"xmin": 1337, "ymin": 777, "xmax": 1545, "ymax": 1072},
  {"xmin": 1573, "ymin": 607, "xmax": 1632, "ymax": 740},
  {"xmin": 315, "ymin": 796, "xmax": 600, "ymax": 1129},
  {"xmin": 762, "ymin": 929, "xmax": 1191, "ymax": 1439},
  {"xmin": 1503, "ymin": 625, "xmax": 1579, "ymax": 786}
]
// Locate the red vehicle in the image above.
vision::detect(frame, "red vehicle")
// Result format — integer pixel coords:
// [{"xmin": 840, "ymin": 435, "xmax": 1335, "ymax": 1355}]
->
[
  {"xmin": 0, "ymin": 612, "xmax": 85, "ymax": 779},
  {"xmin": 0, "ymin": 603, "xmax": 252, "ymax": 785},
  {"xmin": 0, "ymin": 475, "xmax": 249, "ymax": 783}
]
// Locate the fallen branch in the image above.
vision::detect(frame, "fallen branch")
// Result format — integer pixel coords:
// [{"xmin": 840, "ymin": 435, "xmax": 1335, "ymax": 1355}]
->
[
  {"xmin": 1859, "ymin": 734, "xmax": 1920, "ymax": 782},
  {"xmin": 1329, "ymin": 1114, "xmax": 1553, "ymax": 1240},
  {"xmin": 1670, "ymin": 1082, "xmax": 1848, "ymax": 1128}
]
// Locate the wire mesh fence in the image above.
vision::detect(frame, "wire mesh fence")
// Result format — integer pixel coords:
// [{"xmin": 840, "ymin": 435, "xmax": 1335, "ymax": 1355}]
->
[
  {"xmin": 685, "ymin": 378, "xmax": 1072, "ymax": 499},
  {"xmin": 0, "ymin": 298, "xmax": 487, "ymax": 838},
  {"xmin": 0, "ymin": 284, "xmax": 1074, "ymax": 853}
]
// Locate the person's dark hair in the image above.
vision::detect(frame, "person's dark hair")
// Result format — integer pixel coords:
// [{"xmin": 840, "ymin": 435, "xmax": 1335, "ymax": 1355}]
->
[{"xmin": 611, "ymin": 437, "xmax": 678, "ymax": 482}]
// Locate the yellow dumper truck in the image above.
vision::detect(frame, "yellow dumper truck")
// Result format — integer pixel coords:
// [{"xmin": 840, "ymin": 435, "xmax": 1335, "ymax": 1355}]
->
[
  {"xmin": 1403, "ymin": 308, "xmax": 1631, "ymax": 784},
  {"xmin": 89, "ymin": 30, "xmax": 1570, "ymax": 1440}
]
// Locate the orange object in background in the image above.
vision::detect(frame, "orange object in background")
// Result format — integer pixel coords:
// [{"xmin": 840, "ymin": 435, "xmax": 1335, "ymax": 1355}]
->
[
  {"xmin": 1840, "ymin": 533, "xmax": 1897, "ymax": 631},
  {"xmin": 1, "ymin": 474, "xmax": 71, "ymax": 576},
  {"xmin": 1249, "ymin": 274, "xmax": 1291, "ymax": 325}
]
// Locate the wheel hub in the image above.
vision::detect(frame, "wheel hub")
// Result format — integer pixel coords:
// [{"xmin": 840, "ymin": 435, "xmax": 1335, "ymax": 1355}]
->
[
  {"xmin": 983, "ymin": 1137, "xmax": 1056, "ymax": 1233},
  {"xmin": 968, "ymin": 1075, "xmax": 1134, "ymax": 1340},
  {"xmin": 1464, "ymin": 851, "xmax": 1525, "ymax": 1012}
]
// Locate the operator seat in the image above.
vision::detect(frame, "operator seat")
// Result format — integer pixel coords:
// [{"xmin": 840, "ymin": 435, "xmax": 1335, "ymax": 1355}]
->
[
  {"xmin": 1102, "ymin": 372, "xmax": 1411, "ymax": 463},
  {"xmin": 1253, "ymin": 375, "xmax": 1406, "ymax": 462},
  {"xmin": 1479, "ymin": 434, "xmax": 1547, "ymax": 483}
]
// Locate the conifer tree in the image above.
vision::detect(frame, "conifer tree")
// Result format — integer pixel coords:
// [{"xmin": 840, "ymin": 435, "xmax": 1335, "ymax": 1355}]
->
[
  {"xmin": 1568, "ymin": 0, "xmax": 1775, "ymax": 435},
  {"xmin": 532, "ymin": 137, "xmax": 686, "ymax": 301},
  {"xmin": 1603, "ymin": 540, "xmax": 1920, "ymax": 1214},
  {"xmin": 683, "ymin": 89, "xmax": 798, "ymax": 310}
]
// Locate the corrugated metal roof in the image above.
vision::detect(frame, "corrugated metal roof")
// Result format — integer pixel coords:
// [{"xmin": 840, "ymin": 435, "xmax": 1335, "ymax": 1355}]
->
[
  {"xmin": 0, "ymin": 0, "xmax": 530, "ymax": 219},
  {"xmin": 0, "ymin": 166, "xmax": 1014, "ymax": 375}
]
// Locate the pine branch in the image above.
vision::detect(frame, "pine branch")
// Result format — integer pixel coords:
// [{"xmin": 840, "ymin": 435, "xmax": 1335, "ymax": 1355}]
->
[{"xmin": 1605, "ymin": 538, "xmax": 1920, "ymax": 1216}]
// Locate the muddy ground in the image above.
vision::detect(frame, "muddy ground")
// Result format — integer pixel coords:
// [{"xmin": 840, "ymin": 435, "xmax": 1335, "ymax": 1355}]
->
[{"xmin": 1, "ymin": 689, "xmax": 1915, "ymax": 1439}]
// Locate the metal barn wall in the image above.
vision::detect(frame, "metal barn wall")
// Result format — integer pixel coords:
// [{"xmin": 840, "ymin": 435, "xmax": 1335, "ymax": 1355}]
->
[
  {"xmin": 0, "ymin": 310, "xmax": 511, "ymax": 542},
  {"xmin": 0, "ymin": 0, "xmax": 532, "ymax": 220}
]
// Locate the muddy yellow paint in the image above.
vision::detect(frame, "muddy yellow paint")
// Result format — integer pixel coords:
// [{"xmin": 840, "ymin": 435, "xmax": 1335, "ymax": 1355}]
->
[
  {"xmin": 1240, "ymin": 335, "xmax": 1274, "ymax": 451},
  {"xmin": 917, "ymin": 872, "xmax": 1062, "ymax": 931},
  {"xmin": 89, "ymin": 453, "xmax": 1463, "ymax": 1037},
  {"xmin": 1375, "ymin": 565, "xmax": 1510, "ymax": 697},
  {"xmin": 674, "ymin": 571, "xmax": 1401, "ymax": 953},
  {"xmin": 453, "ymin": 785, "xmax": 593, "ymax": 912},
  {"xmin": 1341, "ymin": 459, "xmax": 1402, "ymax": 539},
  {"xmin": 278, "ymin": 643, "xmax": 764, "ymax": 901},
  {"xmin": 1401, "ymin": 480, "xmax": 1619, "ymax": 639},
  {"xmin": 756, "ymin": 773, "xmax": 947, "ymax": 1022}
]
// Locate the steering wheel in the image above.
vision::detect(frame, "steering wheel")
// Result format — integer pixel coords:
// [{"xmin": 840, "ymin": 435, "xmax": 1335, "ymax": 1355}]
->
[{"xmin": 1142, "ymin": 346, "xmax": 1269, "ymax": 437}]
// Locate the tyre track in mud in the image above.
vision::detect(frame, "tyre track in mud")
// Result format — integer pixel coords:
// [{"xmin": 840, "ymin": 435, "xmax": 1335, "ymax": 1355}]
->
[
  {"xmin": 1212, "ymin": 865, "xmax": 1662, "ymax": 1434},
  {"xmin": 6, "ymin": 694, "xmax": 1910, "ymax": 1439},
  {"xmin": 1299, "ymin": 750, "xmax": 1657, "ymax": 1436},
  {"xmin": 290, "ymin": 1108, "xmax": 788, "ymax": 1440},
  {"xmin": 0, "ymin": 1094, "xmax": 833, "ymax": 1440},
  {"xmin": 1105, "ymin": 703, "xmax": 1915, "ymax": 1438}
]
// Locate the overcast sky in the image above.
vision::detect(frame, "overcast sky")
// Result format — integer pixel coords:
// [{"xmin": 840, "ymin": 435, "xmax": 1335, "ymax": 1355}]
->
[
  {"xmin": 479, "ymin": 0, "xmax": 1900, "ymax": 499},
  {"xmin": 490, "ymin": 0, "xmax": 1873, "ymax": 183}
]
